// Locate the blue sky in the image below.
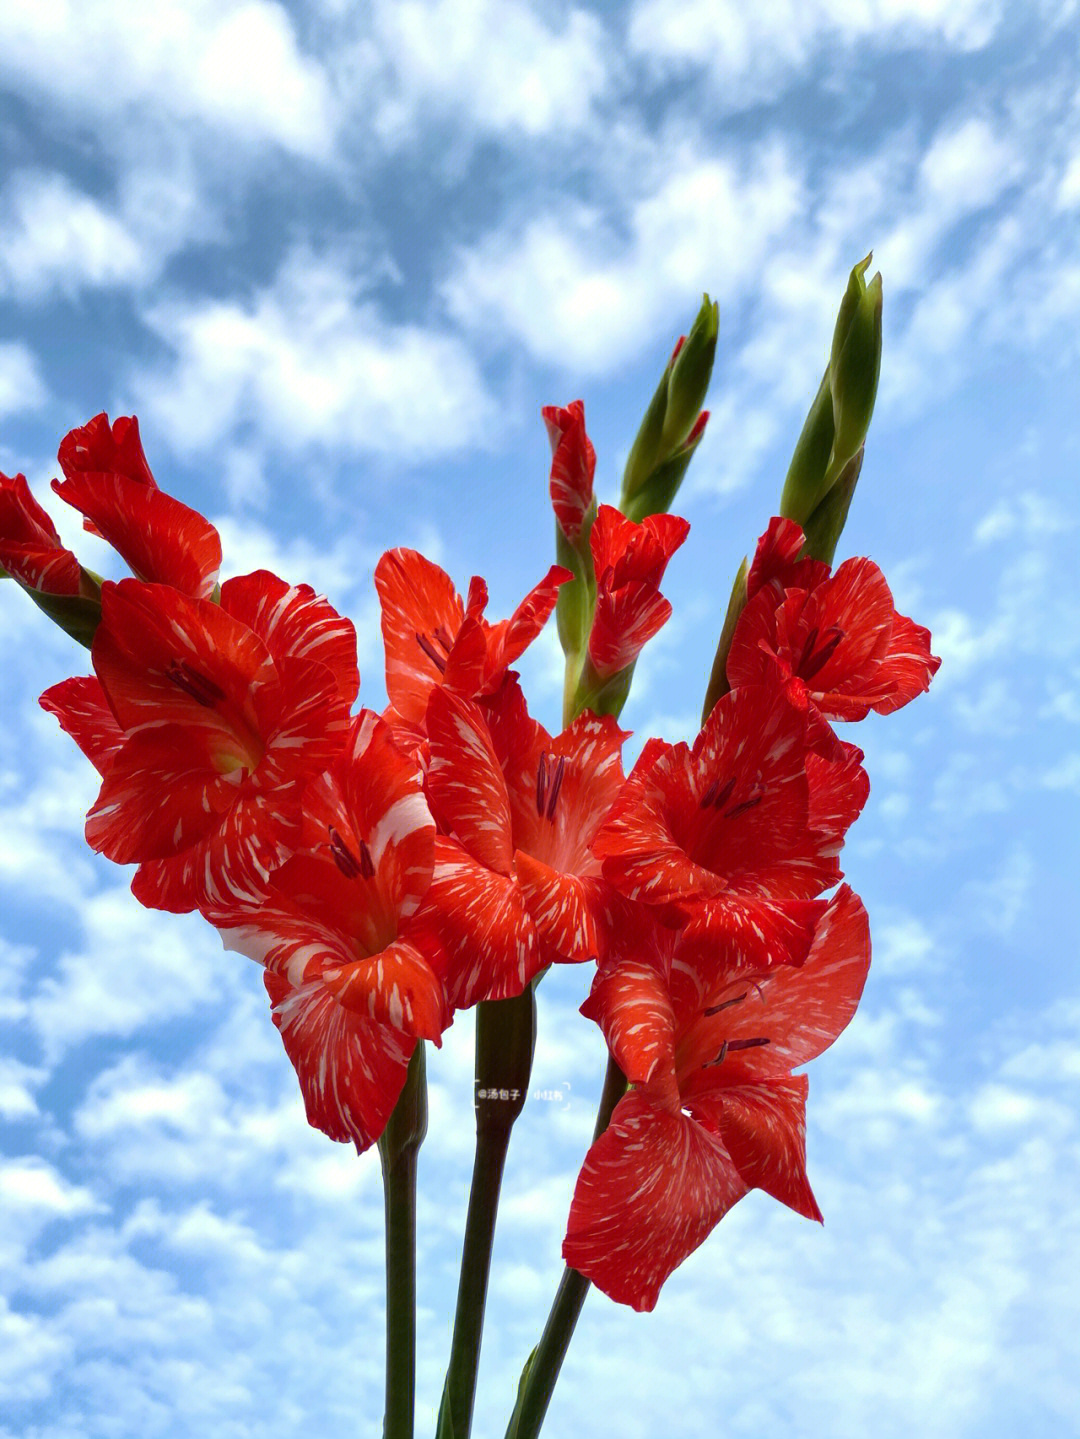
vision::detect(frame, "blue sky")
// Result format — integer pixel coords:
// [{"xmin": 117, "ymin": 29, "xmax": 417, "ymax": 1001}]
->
[{"xmin": 1, "ymin": 1, "xmax": 1078, "ymax": 1435}]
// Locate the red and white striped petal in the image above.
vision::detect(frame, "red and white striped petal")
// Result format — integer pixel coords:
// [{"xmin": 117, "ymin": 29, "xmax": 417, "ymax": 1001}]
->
[
  {"xmin": 562, "ymin": 1090, "xmax": 747, "ymax": 1313},
  {"xmin": 53, "ymin": 472, "xmax": 221, "ymax": 599},
  {"xmin": 39, "ymin": 675, "xmax": 125, "ymax": 776},
  {"xmin": 257, "ymin": 654, "xmax": 349, "ymax": 791},
  {"xmin": 85, "ymin": 723, "xmax": 235, "ymax": 863},
  {"xmin": 481, "ymin": 565, "xmax": 570, "ymax": 688},
  {"xmin": 580, "ymin": 947, "xmax": 676, "ymax": 1093},
  {"xmin": 322, "ymin": 935, "xmax": 449, "ymax": 1042},
  {"xmin": 745, "ymin": 516, "xmax": 826, "ymax": 600},
  {"xmin": 0, "ymin": 472, "xmax": 81, "ymax": 594},
  {"xmin": 513, "ymin": 852, "xmax": 601, "ymax": 966},
  {"xmin": 263, "ymin": 969, "xmax": 415, "ymax": 1151},
  {"xmin": 687, "ymin": 1073, "xmax": 821, "ymax": 1221},
  {"xmin": 421, "ymin": 838, "xmax": 540, "ymax": 1008},
  {"xmin": 375, "ymin": 549, "xmax": 464, "ymax": 725},
  {"xmin": 220, "ymin": 570, "xmax": 359, "ymax": 706},
  {"xmin": 678, "ymin": 886, "xmax": 870, "ymax": 1079},
  {"xmin": 806, "ymin": 741, "xmax": 869, "ymax": 853},
  {"xmin": 338, "ymin": 711, "xmax": 436, "ymax": 919},
  {"xmin": 542, "ymin": 400, "xmax": 595, "ymax": 544},
  {"xmin": 93, "ymin": 580, "xmax": 274, "ymax": 735},
  {"xmin": 58, "ymin": 413, "xmax": 156, "ymax": 488},
  {"xmin": 871, "ymin": 612, "xmax": 942, "ymax": 715},
  {"xmin": 425, "ymin": 688, "xmax": 513, "ymax": 875}
]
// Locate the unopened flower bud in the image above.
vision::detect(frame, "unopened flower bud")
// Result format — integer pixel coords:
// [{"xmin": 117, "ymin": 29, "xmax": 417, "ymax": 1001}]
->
[
  {"xmin": 621, "ymin": 295, "xmax": 717, "ymax": 520},
  {"xmin": 780, "ymin": 256, "xmax": 882, "ymax": 529}
]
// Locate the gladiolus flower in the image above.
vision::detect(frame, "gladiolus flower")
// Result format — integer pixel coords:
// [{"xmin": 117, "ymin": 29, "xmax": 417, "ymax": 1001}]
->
[
  {"xmin": 588, "ymin": 505, "xmax": 689, "ymax": 681},
  {"xmin": 592, "ymin": 681, "xmax": 866, "ymax": 969},
  {"xmin": 375, "ymin": 548, "xmax": 569, "ymax": 736},
  {"xmin": 563, "ymin": 885, "xmax": 870, "ymax": 1311},
  {"xmin": 0, "ymin": 471, "xmax": 81, "ymax": 594},
  {"xmin": 205, "ymin": 711, "xmax": 450, "ymax": 1150},
  {"xmin": 542, "ymin": 400, "xmax": 596, "ymax": 544},
  {"xmin": 41, "ymin": 574, "xmax": 353, "ymax": 912},
  {"xmin": 727, "ymin": 516, "xmax": 941, "ymax": 724},
  {"xmin": 421, "ymin": 676, "xmax": 627, "ymax": 1005}
]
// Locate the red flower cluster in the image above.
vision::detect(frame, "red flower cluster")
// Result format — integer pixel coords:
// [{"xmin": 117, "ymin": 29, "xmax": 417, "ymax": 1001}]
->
[{"xmin": 10, "ymin": 408, "xmax": 939, "ymax": 1312}]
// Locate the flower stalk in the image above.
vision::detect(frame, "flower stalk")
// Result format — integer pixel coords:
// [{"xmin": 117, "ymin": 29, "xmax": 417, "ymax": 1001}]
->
[
  {"xmin": 378, "ymin": 1043, "xmax": 429, "ymax": 1439},
  {"xmin": 437, "ymin": 987, "xmax": 537, "ymax": 1439},
  {"xmin": 503, "ymin": 1056, "xmax": 627, "ymax": 1439}
]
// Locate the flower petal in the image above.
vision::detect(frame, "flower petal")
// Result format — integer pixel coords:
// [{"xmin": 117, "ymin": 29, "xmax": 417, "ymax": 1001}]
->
[
  {"xmin": 375, "ymin": 549, "xmax": 464, "ymax": 725},
  {"xmin": 263, "ymin": 969, "xmax": 415, "ymax": 1151},
  {"xmin": 563, "ymin": 1090, "xmax": 746, "ymax": 1312},
  {"xmin": 39, "ymin": 675, "xmax": 125, "ymax": 776},
  {"xmin": 220, "ymin": 570, "xmax": 359, "ymax": 706},
  {"xmin": 424, "ymin": 687, "xmax": 513, "ymax": 875}
]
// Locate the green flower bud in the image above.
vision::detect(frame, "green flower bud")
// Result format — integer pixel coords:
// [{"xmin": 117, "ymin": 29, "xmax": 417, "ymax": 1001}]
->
[
  {"xmin": 831, "ymin": 259, "xmax": 882, "ymax": 473},
  {"xmin": 779, "ymin": 256, "xmax": 882, "ymax": 528},
  {"xmin": 621, "ymin": 295, "xmax": 717, "ymax": 518}
]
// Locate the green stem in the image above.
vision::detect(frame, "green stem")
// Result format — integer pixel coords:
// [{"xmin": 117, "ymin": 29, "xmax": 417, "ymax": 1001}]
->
[
  {"xmin": 504, "ymin": 1056, "xmax": 627, "ymax": 1439},
  {"xmin": 437, "ymin": 989, "xmax": 537, "ymax": 1439},
  {"xmin": 379, "ymin": 1043, "xmax": 428, "ymax": 1439}
]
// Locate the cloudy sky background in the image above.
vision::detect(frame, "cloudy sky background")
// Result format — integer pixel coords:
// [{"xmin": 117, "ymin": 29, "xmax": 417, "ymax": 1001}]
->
[{"xmin": 2, "ymin": 1, "xmax": 1079, "ymax": 1435}]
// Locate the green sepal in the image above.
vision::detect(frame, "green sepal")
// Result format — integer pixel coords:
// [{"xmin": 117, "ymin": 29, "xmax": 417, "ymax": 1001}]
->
[
  {"xmin": 658, "ymin": 294, "xmax": 718, "ymax": 457},
  {"xmin": 779, "ymin": 366, "xmax": 835, "ymax": 526},
  {"xmin": 377, "ymin": 1041, "xmax": 428, "ymax": 1175},
  {"xmin": 831, "ymin": 261, "xmax": 882, "ymax": 471},
  {"xmin": 700, "ymin": 556, "xmax": 748, "ymax": 726},
  {"xmin": 2, "ymin": 568, "xmax": 104, "ymax": 650},
  {"xmin": 621, "ymin": 420, "xmax": 707, "ymax": 524},
  {"xmin": 474, "ymin": 988, "xmax": 536, "ymax": 1135},
  {"xmin": 799, "ymin": 447, "xmax": 863, "ymax": 567}
]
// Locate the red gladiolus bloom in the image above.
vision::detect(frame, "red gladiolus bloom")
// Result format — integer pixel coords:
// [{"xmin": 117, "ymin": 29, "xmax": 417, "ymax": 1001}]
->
[
  {"xmin": 374, "ymin": 547, "xmax": 570, "ymax": 736},
  {"xmin": 0, "ymin": 471, "xmax": 81, "ymax": 594},
  {"xmin": 588, "ymin": 505, "xmax": 690, "ymax": 680},
  {"xmin": 421, "ymin": 676, "xmax": 627, "ymax": 1005},
  {"xmin": 563, "ymin": 885, "xmax": 870, "ymax": 1311},
  {"xmin": 53, "ymin": 413, "xmax": 221, "ymax": 600},
  {"xmin": 727, "ymin": 516, "xmax": 941, "ymax": 723},
  {"xmin": 41, "ymin": 575, "xmax": 352, "ymax": 912},
  {"xmin": 58, "ymin": 412, "xmax": 156, "ymax": 489},
  {"xmin": 542, "ymin": 399, "xmax": 596, "ymax": 544},
  {"xmin": 204, "ymin": 712, "xmax": 450, "ymax": 1150},
  {"xmin": 592, "ymin": 681, "xmax": 866, "ymax": 969}
]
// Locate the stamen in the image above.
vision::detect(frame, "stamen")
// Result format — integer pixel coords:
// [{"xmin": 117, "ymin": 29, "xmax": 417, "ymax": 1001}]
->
[
  {"xmin": 358, "ymin": 840, "xmax": 375, "ymax": 879},
  {"xmin": 536, "ymin": 751, "xmax": 548, "ymax": 816},
  {"xmin": 545, "ymin": 755, "xmax": 566, "ymax": 821},
  {"xmin": 700, "ymin": 775, "xmax": 736, "ymax": 810},
  {"xmin": 800, "ymin": 625, "xmax": 845, "ymax": 681},
  {"xmin": 796, "ymin": 625, "xmax": 820, "ymax": 673},
  {"xmin": 166, "ymin": 659, "xmax": 226, "ymax": 708},
  {"xmin": 724, "ymin": 784, "xmax": 765, "ymax": 820},
  {"xmin": 703, "ymin": 991, "xmax": 748, "ymax": 1016},
  {"xmin": 415, "ymin": 631, "xmax": 447, "ymax": 673},
  {"xmin": 328, "ymin": 826, "xmax": 362, "ymax": 879},
  {"xmin": 432, "ymin": 625, "xmax": 454, "ymax": 651},
  {"xmin": 705, "ymin": 1034, "xmax": 770, "ymax": 1067}
]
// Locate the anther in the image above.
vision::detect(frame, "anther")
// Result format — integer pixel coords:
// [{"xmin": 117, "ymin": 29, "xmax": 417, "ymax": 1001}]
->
[
  {"xmin": 545, "ymin": 755, "xmax": 566, "ymax": 821},
  {"xmin": 166, "ymin": 659, "xmax": 226, "ymax": 708},
  {"xmin": 328, "ymin": 827, "xmax": 362, "ymax": 879},
  {"xmin": 703, "ymin": 991, "xmax": 748, "ymax": 1017},
  {"xmin": 415, "ymin": 631, "xmax": 447, "ymax": 673},
  {"xmin": 536, "ymin": 751, "xmax": 548, "ymax": 816},
  {"xmin": 799, "ymin": 625, "xmax": 845, "ymax": 681},
  {"xmin": 724, "ymin": 784, "xmax": 765, "ymax": 819},
  {"xmin": 700, "ymin": 775, "xmax": 736, "ymax": 810}
]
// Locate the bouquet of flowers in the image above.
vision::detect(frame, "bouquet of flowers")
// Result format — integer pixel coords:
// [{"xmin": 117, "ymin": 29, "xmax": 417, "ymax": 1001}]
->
[{"xmin": 0, "ymin": 256, "xmax": 938, "ymax": 1438}]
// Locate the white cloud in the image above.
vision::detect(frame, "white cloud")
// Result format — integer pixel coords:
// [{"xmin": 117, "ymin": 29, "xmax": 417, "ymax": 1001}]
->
[
  {"xmin": 28, "ymin": 887, "xmax": 230, "ymax": 1060},
  {"xmin": 0, "ymin": 1157, "xmax": 99, "ymax": 1218},
  {"xmin": 0, "ymin": 172, "xmax": 146, "ymax": 301},
  {"xmin": 0, "ymin": 0, "xmax": 334, "ymax": 158},
  {"xmin": 0, "ymin": 342, "xmax": 48, "ymax": 418},
  {"xmin": 370, "ymin": 0, "xmax": 610, "ymax": 141},
  {"xmin": 443, "ymin": 143, "xmax": 803, "ymax": 373},
  {"xmin": 136, "ymin": 248, "xmax": 496, "ymax": 460},
  {"xmin": 629, "ymin": 0, "xmax": 1001, "ymax": 103}
]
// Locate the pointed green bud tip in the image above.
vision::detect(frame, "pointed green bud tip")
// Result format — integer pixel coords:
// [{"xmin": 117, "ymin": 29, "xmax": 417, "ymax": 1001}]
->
[
  {"xmin": 660, "ymin": 293, "xmax": 718, "ymax": 457},
  {"xmin": 830, "ymin": 256, "xmax": 882, "ymax": 468}
]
